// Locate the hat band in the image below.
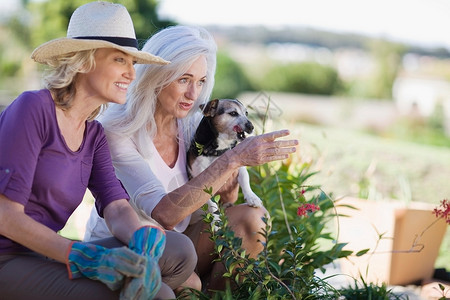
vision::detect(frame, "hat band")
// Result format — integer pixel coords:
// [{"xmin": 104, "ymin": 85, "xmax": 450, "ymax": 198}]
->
[{"xmin": 74, "ymin": 36, "xmax": 138, "ymax": 49}]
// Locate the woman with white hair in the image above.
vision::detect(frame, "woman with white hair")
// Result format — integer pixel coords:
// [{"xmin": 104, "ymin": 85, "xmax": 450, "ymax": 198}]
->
[
  {"xmin": 0, "ymin": 2, "xmax": 196, "ymax": 299},
  {"xmin": 85, "ymin": 25, "xmax": 298, "ymax": 293}
]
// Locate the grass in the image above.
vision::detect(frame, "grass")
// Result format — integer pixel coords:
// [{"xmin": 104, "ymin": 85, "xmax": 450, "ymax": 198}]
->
[{"xmin": 291, "ymin": 123, "xmax": 450, "ymax": 203}]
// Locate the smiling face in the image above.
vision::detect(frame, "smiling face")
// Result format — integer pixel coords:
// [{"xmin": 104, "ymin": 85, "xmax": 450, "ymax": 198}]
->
[
  {"xmin": 78, "ymin": 48, "xmax": 136, "ymax": 105},
  {"xmin": 156, "ymin": 55, "xmax": 207, "ymax": 119}
]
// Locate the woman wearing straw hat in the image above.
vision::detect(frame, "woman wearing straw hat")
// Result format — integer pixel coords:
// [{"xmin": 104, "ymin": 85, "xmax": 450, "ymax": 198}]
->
[{"xmin": 0, "ymin": 2, "xmax": 196, "ymax": 299}]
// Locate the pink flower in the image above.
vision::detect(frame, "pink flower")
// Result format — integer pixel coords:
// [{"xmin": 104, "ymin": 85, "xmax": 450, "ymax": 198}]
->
[
  {"xmin": 297, "ymin": 203, "xmax": 320, "ymax": 217},
  {"xmin": 433, "ymin": 199, "xmax": 450, "ymax": 225}
]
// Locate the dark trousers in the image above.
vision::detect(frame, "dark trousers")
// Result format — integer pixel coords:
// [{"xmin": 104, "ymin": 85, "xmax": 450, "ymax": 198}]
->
[{"xmin": 0, "ymin": 231, "xmax": 196, "ymax": 300}]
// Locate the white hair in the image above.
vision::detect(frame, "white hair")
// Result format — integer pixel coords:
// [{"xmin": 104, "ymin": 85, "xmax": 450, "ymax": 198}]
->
[{"xmin": 98, "ymin": 25, "xmax": 217, "ymax": 158}]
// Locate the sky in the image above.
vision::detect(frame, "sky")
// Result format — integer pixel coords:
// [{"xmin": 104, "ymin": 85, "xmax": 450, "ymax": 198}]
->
[
  {"xmin": 1, "ymin": 0, "xmax": 449, "ymax": 49},
  {"xmin": 157, "ymin": 0, "xmax": 450, "ymax": 49}
]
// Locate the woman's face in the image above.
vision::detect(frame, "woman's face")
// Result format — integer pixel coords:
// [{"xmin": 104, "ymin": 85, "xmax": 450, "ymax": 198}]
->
[
  {"xmin": 156, "ymin": 55, "xmax": 207, "ymax": 119},
  {"xmin": 79, "ymin": 48, "xmax": 136, "ymax": 105}
]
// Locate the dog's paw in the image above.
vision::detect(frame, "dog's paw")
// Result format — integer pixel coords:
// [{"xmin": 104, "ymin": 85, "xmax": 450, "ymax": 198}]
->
[{"xmin": 244, "ymin": 192, "xmax": 263, "ymax": 208}]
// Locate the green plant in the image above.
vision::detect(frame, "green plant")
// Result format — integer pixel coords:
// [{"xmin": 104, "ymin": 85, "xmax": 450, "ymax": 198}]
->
[
  {"xmin": 177, "ymin": 95, "xmax": 436, "ymax": 299},
  {"xmin": 212, "ymin": 51, "xmax": 254, "ymax": 99},
  {"xmin": 178, "ymin": 159, "xmax": 366, "ymax": 299},
  {"xmin": 261, "ymin": 62, "xmax": 342, "ymax": 95},
  {"xmin": 337, "ymin": 275, "xmax": 409, "ymax": 300}
]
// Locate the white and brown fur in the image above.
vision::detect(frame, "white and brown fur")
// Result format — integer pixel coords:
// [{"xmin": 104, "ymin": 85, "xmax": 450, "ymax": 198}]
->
[{"xmin": 187, "ymin": 98, "xmax": 263, "ymax": 217}]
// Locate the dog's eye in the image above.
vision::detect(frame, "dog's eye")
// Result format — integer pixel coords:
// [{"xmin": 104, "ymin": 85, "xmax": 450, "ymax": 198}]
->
[{"xmin": 229, "ymin": 111, "xmax": 238, "ymax": 117}]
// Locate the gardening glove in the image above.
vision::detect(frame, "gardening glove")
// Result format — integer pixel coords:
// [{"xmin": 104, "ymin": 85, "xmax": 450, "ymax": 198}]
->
[
  {"xmin": 120, "ymin": 256, "xmax": 161, "ymax": 300},
  {"xmin": 66, "ymin": 241, "xmax": 146, "ymax": 291},
  {"xmin": 128, "ymin": 226, "xmax": 166, "ymax": 259},
  {"xmin": 120, "ymin": 226, "xmax": 166, "ymax": 300}
]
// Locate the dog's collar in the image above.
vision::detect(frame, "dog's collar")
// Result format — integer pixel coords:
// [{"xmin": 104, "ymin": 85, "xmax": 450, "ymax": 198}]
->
[{"xmin": 195, "ymin": 141, "xmax": 238, "ymax": 157}]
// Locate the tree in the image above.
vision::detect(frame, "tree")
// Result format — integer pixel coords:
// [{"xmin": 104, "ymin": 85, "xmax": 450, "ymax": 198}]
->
[
  {"xmin": 212, "ymin": 51, "xmax": 254, "ymax": 99},
  {"xmin": 27, "ymin": 0, "xmax": 175, "ymax": 51},
  {"xmin": 261, "ymin": 62, "xmax": 342, "ymax": 95},
  {"xmin": 367, "ymin": 39, "xmax": 405, "ymax": 100}
]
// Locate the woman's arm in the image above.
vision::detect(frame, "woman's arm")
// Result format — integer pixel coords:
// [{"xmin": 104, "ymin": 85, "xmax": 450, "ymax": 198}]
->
[
  {"xmin": 104, "ymin": 130, "xmax": 168, "ymax": 225},
  {"xmin": 106, "ymin": 128, "xmax": 297, "ymax": 230},
  {"xmin": 153, "ymin": 130, "xmax": 298, "ymax": 229},
  {"xmin": 103, "ymin": 199, "xmax": 147, "ymax": 244},
  {"xmin": 0, "ymin": 194, "xmax": 72, "ymax": 263}
]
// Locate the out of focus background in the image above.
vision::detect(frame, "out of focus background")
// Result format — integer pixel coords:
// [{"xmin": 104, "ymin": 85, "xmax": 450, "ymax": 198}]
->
[{"xmin": 1, "ymin": 0, "xmax": 449, "ymax": 287}]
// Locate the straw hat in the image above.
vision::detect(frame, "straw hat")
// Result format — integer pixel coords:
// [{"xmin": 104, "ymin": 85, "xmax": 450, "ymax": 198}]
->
[{"xmin": 31, "ymin": 1, "xmax": 169, "ymax": 65}]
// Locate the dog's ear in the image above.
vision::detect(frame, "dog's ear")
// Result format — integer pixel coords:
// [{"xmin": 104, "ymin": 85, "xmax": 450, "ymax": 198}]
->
[{"xmin": 201, "ymin": 99, "xmax": 219, "ymax": 117}]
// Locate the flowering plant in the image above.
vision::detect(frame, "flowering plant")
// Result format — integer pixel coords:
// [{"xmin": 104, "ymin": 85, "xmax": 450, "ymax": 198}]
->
[
  {"xmin": 177, "ymin": 95, "xmax": 424, "ymax": 299},
  {"xmin": 434, "ymin": 199, "xmax": 450, "ymax": 224},
  {"xmin": 180, "ymin": 160, "xmax": 366, "ymax": 299},
  {"xmin": 297, "ymin": 189, "xmax": 320, "ymax": 217},
  {"xmin": 405, "ymin": 198, "xmax": 450, "ymax": 255},
  {"xmin": 431, "ymin": 199, "xmax": 450, "ymax": 300}
]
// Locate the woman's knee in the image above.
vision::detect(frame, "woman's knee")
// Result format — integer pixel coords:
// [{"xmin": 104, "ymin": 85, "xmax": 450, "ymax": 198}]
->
[
  {"xmin": 227, "ymin": 205, "xmax": 268, "ymax": 229},
  {"xmin": 226, "ymin": 205, "xmax": 268, "ymax": 254},
  {"xmin": 154, "ymin": 282, "xmax": 175, "ymax": 300},
  {"xmin": 166, "ymin": 231, "xmax": 197, "ymax": 264},
  {"xmin": 175, "ymin": 272, "xmax": 202, "ymax": 294},
  {"xmin": 159, "ymin": 231, "xmax": 197, "ymax": 289}
]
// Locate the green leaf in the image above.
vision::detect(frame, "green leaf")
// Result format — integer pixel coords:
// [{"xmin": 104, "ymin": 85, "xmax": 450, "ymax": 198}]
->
[
  {"xmin": 203, "ymin": 186, "xmax": 213, "ymax": 195},
  {"xmin": 195, "ymin": 141, "xmax": 204, "ymax": 155},
  {"xmin": 268, "ymin": 260, "xmax": 282, "ymax": 274},
  {"xmin": 356, "ymin": 248, "xmax": 370, "ymax": 256}
]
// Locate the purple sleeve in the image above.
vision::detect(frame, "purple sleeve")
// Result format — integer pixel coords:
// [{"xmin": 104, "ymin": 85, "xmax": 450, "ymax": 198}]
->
[
  {"xmin": 87, "ymin": 123, "xmax": 129, "ymax": 217},
  {"xmin": 0, "ymin": 92, "xmax": 45, "ymax": 204}
]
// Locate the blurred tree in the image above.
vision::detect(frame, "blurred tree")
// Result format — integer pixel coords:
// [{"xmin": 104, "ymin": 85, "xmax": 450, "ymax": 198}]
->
[
  {"xmin": 27, "ymin": 0, "xmax": 175, "ymax": 51},
  {"xmin": 261, "ymin": 62, "xmax": 342, "ymax": 95},
  {"xmin": 0, "ymin": 0, "xmax": 176, "ymax": 93},
  {"xmin": 5, "ymin": 13, "xmax": 32, "ymax": 49},
  {"xmin": 111, "ymin": 0, "xmax": 175, "ymax": 42},
  {"xmin": 212, "ymin": 51, "xmax": 254, "ymax": 99},
  {"xmin": 366, "ymin": 39, "xmax": 405, "ymax": 100},
  {"xmin": 0, "ymin": 0, "xmax": 34, "ymax": 93}
]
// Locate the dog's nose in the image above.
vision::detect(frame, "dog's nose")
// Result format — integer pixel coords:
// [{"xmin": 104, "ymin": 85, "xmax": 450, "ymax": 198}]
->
[{"xmin": 245, "ymin": 121, "xmax": 254, "ymax": 133}]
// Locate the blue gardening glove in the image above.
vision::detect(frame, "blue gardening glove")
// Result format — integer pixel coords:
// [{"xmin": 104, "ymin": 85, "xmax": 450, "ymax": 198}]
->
[
  {"xmin": 119, "ymin": 226, "xmax": 166, "ymax": 299},
  {"xmin": 128, "ymin": 226, "xmax": 166, "ymax": 259},
  {"xmin": 120, "ymin": 256, "xmax": 161, "ymax": 300},
  {"xmin": 66, "ymin": 242, "xmax": 146, "ymax": 291}
]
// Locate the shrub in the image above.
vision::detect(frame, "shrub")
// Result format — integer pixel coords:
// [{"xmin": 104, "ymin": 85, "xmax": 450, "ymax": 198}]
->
[
  {"xmin": 337, "ymin": 275, "xmax": 409, "ymax": 300},
  {"xmin": 179, "ymin": 160, "xmax": 361, "ymax": 299},
  {"xmin": 261, "ymin": 62, "xmax": 342, "ymax": 95},
  {"xmin": 212, "ymin": 51, "xmax": 254, "ymax": 99}
]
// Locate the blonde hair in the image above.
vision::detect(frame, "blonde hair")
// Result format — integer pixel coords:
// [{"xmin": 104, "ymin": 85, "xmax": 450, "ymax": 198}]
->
[
  {"xmin": 43, "ymin": 49, "xmax": 106, "ymax": 121},
  {"xmin": 99, "ymin": 25, "xmax": 217, "ymax": 158}
]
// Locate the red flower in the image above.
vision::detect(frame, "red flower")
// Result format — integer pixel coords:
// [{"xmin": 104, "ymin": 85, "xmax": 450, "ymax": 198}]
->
[
  {"xmin": 433, "ymin": 199, "xmax": 450, "ymax": 225},
  {"xmin": 297, "ymin": 203, "xmax": 320, "ymax": 217},
  {"xmin": 298, "ymin": 189, "xmax": 307, "ymax": 202}
]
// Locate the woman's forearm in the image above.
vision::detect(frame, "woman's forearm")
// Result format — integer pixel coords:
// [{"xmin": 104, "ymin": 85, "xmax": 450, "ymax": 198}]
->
[
  {"xmin": 153, "ymin": 151, "xmax": 239, "ymax": 229},
  {"xmin": 104, "ymin": 199, "xmax": 145, "ymax": 244},
  {"xmin": 0, "ymin": 194, "xmax": 72, "ymax": 263}
]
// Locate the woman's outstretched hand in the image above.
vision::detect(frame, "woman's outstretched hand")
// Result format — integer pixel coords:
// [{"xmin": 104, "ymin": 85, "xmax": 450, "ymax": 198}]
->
[{"xmin": 228, "ymin": 129, "xmax": 298, "ymax": 167}]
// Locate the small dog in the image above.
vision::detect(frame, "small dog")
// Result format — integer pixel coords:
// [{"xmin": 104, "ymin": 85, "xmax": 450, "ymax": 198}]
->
[{"xmin": 187, "ymin": 98, "xmax": 263, "ymax": 217}]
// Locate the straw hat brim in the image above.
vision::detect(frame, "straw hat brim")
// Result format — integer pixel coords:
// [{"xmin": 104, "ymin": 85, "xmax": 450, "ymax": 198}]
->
[{"xmin": 31, "ymin": 38, "xmax": 169, "ymax": 65}]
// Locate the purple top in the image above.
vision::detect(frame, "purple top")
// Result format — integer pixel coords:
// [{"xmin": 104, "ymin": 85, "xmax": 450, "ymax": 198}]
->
[{"xmin": 0, "ymin": 89, "xmax": 129, "ymax": 254}]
